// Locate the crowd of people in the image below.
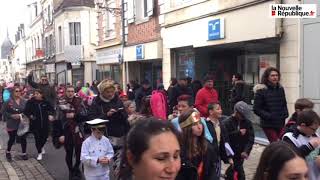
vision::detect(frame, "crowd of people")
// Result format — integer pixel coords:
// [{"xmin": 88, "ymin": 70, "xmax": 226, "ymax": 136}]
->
[{"xmin": 0, "ymin": 66, "xmax": 319, "ymax": 180}]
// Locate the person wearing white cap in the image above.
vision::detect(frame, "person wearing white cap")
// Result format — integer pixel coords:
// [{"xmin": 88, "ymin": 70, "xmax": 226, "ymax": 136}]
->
[{"xmin": 80, "ymin": 119, "xmax": 114, "ymax": 180}]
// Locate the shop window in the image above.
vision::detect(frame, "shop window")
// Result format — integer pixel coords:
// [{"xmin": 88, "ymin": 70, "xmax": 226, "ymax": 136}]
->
[
  {"xmin": 176, "ymin": 49, "xmax": 195, "ymax": 79},
  {"xmin": 72, "ymin": 68, "xmax": 84, "ymax": 86},
  {"xmin": 98, "ymin": 64, "xmax": 121, "ymax": 83},
  {"xmin": 237, "ymin": 54, "xmax": 277, "ymax": 85}
]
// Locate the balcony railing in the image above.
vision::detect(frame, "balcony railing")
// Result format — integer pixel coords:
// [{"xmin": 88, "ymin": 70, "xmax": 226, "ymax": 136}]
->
[{"xmin": 64, "ymin": 45, "xmax": 83, "ymax": 65}]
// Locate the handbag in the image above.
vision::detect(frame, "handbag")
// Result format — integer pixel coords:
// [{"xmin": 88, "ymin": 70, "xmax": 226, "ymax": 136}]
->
[{"xmin": 17, "ymin": 114, "xmax": 30, "ymax": 136}]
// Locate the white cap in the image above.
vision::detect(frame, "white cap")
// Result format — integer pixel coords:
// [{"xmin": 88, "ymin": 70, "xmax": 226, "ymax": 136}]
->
[{"xmin": 86, "ymin": 119, "xmax": 109, "ymax": 126}]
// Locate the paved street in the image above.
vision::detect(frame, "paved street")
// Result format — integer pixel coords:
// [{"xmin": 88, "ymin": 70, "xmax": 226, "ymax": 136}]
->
[
  {"xmin": 221, "ymin": 144, "xmax": 264, "ymax": 180},
  {"xmin": 0, "ymin": 122, "xmax": 69, "ymax": 180}
]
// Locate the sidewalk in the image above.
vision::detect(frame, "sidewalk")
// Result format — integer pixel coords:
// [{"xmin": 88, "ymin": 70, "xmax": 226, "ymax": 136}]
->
[
  {"xmin": 0, "ymin": 123, "xmax": 55, "ymax": 180},
  {"xmin": 221, "ymin": 144, "xmax": 265, "ymax": 180}
]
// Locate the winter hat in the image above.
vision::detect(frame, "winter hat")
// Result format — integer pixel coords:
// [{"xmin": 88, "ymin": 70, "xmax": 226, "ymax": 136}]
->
[
  {"xmin": 234, "ymin": 101, "xmax": 252, "ymax": 120},
  {"xmin": 97, "ymin": 79, "xmax": 115, "ymax": 94}
]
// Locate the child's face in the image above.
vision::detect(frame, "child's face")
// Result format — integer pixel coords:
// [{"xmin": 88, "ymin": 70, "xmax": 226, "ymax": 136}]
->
[
  {"xmin": 300, "ymin": 123, "xmax": 319, "ymax": 136},
  {"xmin": 209, "ymin": 105, "xmax": 222, "ymax": 118}
]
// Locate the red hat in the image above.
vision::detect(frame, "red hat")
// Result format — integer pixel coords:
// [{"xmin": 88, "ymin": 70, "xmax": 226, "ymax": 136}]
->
[{"xmin": 119, "ymin": 92, "xmax": 127, "ymax": 98}]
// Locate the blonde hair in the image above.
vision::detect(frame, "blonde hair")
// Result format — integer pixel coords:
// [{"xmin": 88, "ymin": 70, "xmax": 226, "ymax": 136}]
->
[{"xmin": 98, "ymin": 79, "xmax": 115, "ymax": 93}]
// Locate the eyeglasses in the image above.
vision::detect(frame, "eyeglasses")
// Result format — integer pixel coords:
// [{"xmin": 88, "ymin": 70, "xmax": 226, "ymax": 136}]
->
[
  {"xmin": 15, "ymin": 90, "xmax": 21, "ymax": 92},
  {"xmin": 308, "ymin": 126, "xmax": 318, "ymax": 132},
  {"xmin": 41, "ymin": 79, "xmax": 48, "ymax": 81}
]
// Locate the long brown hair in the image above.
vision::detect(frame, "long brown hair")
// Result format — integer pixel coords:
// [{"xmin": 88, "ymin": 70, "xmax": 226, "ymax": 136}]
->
[
  {"xmin": 179, "ymin": 109, "xmax": 207, "ymax": 161},
  {"xmin": 261, "ymin": 67, "xmax": 280, "ymax": 85}
]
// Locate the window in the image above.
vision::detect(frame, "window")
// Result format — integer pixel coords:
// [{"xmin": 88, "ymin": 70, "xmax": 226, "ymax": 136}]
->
[
  {"xmin": 49, "ymin": 34, "xmax": 53, "ymax": 55},
  {"xmin": 58, "ymin": 26, "xmax": 63, "ymax": 52},
  {"xmin": 31, "ymin": 39, "xmax": 34, "ymax": 56},
  {"xmin": 45, "ymin": 37, "xmax": 49, "ymax": 56},
  {"xmin": 143, "ymin": 0, "xmax": 148, "ymax": 17},
  {"xmin": 35, "ymin": 4, "xmax": 38, "ymax": 16},
  {"xmin": 134, "ymin": 0, "xmax": 153, "ymax": 22},
  {"xmin": 37, "ymin": 36, "xmax": 40, "ymax": 48},
  {"xmin": 69, "ymin": 22, "xmax": 81, "ymax": 45},
  {"xmin": 48, "ymin": 5, "xmax": 51, "ymax": 23},
  {"xmin": 105, "ymin": 1, "xmax": 116, "ymax": 38}
]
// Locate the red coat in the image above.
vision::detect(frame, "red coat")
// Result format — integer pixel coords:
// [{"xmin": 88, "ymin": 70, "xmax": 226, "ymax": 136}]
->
[{"xmin": 195, "ymin": 87, "xmax": 219, "ymax": 117}]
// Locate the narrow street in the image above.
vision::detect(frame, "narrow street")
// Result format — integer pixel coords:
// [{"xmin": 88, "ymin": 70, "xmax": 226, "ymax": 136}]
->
[{"xmin": 0, "ymin": 122, "xmax": 69, "ymax": 180}]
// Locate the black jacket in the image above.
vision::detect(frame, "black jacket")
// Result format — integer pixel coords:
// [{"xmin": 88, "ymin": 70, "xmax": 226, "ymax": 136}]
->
[
  {"xmin": 134, "ymin": 87, "xmax": 152, "ymax": 111},
  {"xmin": 24, "ymin": 98, "xmax": 54, "ymax": 131},
  {"xmin": 253, "ymin": 83, "xmax": 289, "ymax": 128},
  {"xmin": 52, "ymin": 96, "xmax": 87, "ymax": 148},
  {"xmin": 169, "ymin": 85, "xmax": 193, "ymax": 111},
  {"xmin": 230, "ymin": 80, "xmax": 252, "ymax": 106},
  {"xmin": 205, "ymin": 120, "xmax": 232, "ymax": 163},
  {"xmin": 222, "ymin": 116, "xmax": 255, "ymax": 156},
  {"xmin": 88, "ymin": 95, "xmax": 129, "ymax": 137},
  {"xmin": 27, "ymin": 74, "xmax": 56, "ymax": 107},
  {"xmin": 176, "ymin": 141, "xmax": 219, "ymax": 180},
  {"xmin": 283, "ymin": 126, "xmax": 319, "ymax": 158}
]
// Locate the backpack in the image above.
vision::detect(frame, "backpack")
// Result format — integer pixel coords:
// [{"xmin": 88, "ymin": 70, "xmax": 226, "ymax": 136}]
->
[{"xmin": 150, "ymin": 90, "xmax": 168, "ymax": 120}]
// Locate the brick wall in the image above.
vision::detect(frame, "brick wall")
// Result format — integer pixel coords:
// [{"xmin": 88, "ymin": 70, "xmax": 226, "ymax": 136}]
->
[
  {"xmin": 96, "ymin": 0, "xmax": 122, "ymax": 46},
  {"xmin": 126, "ymin": 0, "xmax": 161, "ymax": 46}
]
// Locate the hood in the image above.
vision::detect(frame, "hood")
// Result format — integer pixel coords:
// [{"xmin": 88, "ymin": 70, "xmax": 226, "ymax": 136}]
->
[
  {"xmin": 235, "ymin": 80, "xmax": 245, "ymax": 85},
  {"xmin": 253, "ymin": 84, "xmax": 267, "ymax": 93}
]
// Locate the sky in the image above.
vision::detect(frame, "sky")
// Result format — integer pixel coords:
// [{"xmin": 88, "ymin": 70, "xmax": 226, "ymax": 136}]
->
[{"xmin": 0, "ymin": 0, "xmax": 32, "ymax": 44}]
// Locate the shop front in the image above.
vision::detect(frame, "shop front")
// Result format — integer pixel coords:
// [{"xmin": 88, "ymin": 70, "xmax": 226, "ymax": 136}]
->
[
  {"xmin": 162, "ymin": 1, "xmax": 281, "ymax": 140},
  {"xmin": 124, "ymin": 40, "xmax": 163, "ymax": 89},
  {"xmin": 45, "ymin": 63, "xmax": 56, "ymax": 84},
  {"xmin": 56, "ymin": 62, "xmax": 67, "ymax": 85},
  {"xmin": 26, "ymin": 60, "xmax": 46, "ymax": 82},
  {"xmin": 96, "ymin": 45, "xmax": 123, "ymax": 84}
]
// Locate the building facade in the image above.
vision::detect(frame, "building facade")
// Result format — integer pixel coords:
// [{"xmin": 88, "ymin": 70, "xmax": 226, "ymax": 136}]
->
[
  {"xmin": 53, "ymin": 0, "xmax": 97, "ymax": 86},
  {"xmin": 26, "ymin": 0, "xmax": 46, "ymax": 82},
  {"xmin": 158, "ymin": 0, "xmax": 309, "ymax": 140},
  {"xmin": 301, "ymin": 0, "xmax": 320, "ymax": 112},
  {"xmin": 11, "ymin": 24, "xmax": 27, "ymax": 83},
  {"xmin": 42, "ymin": 0, "xmax": 56, "ymax": 83},
  {"xmin": 123, "ymin": 0, "xmax": 162, "ymax": 88},
  {"xmin": 95, "ymin": 0, "xmax": 123, "ymax": 85}
]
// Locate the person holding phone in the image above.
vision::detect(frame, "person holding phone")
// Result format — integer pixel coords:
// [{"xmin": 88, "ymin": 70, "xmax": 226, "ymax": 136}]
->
[{"xmin": 88, "ymin": 80, "xmax": 130, "ymax": 176}]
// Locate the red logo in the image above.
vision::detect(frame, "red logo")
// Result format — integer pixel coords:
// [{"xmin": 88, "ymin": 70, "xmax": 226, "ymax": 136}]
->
[
  {"xmin": 310, "ymin": 11, "xmax": 315, "ymax": 16},
  {"xmin": 272, "ymin": 11, "xmax": 276, "ymax": 16}
]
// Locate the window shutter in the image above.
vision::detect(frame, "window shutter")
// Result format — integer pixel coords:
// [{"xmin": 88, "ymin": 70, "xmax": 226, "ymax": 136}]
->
[
  {"xmin": 147, "ymin": 0, "xmax": 154, "ymax": 17},
  {"xmin": 127, "ymin": 0, "xmax": 135, "ymax": 23}
]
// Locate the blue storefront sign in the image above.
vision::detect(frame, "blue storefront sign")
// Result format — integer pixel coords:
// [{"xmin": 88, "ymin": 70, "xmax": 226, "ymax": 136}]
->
[
  {"xmin": 208, "ymin": 18, "xmax": 225, "ymax": 40},
  {"xmin": 136, "ymin": 45, "xmax": 144, "ymax": 60}
]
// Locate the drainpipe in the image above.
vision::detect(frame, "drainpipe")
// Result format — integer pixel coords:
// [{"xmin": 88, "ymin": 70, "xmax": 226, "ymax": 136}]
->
[
  {"xmin": 278, "ymin": 0, "xmax": 284, "ymax": 38},
  {"xmin": 121, "ymin": 0, "xmax": 128, "ymax": 88}
]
